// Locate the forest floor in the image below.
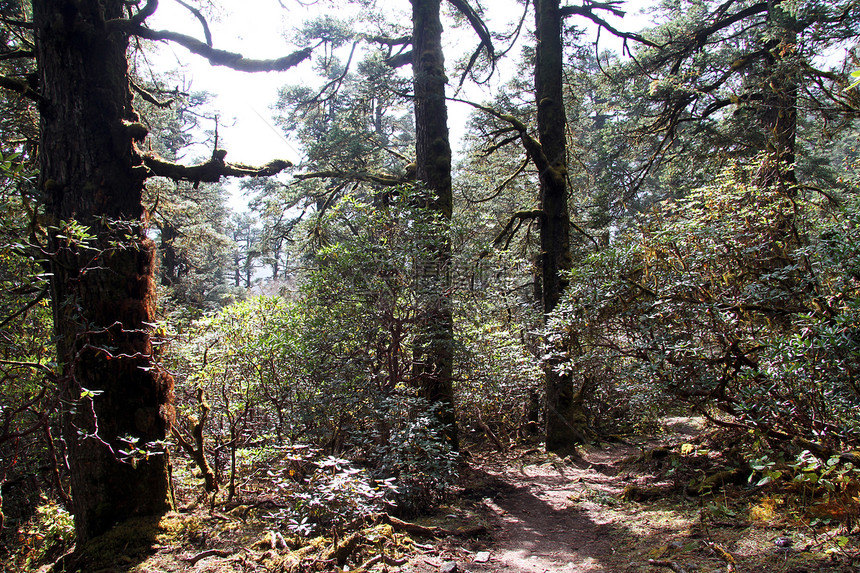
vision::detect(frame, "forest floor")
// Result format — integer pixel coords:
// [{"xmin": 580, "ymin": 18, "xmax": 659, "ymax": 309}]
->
[
  {"xmin": 402, "ymin": 417, "xmax": 859, "ymax": 573},
  {"xmin": 13, "ymin": 417, "xmax": 860, "ymax": 572}
]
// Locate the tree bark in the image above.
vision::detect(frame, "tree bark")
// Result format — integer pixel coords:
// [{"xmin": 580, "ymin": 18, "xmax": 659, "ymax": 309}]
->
[
  {"xmin": 410, "ymin": 0, "xmax": 457, "ymax": 448},
  {"xmin": 534, "ymin": 0, "xmax": 588, "ymax": 452},
  {"xmin": 33, "ymin": 0, "xmax": 174, "ymax": 543}
]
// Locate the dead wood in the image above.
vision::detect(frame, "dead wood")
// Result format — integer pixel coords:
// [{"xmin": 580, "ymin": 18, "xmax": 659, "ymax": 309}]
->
[
  {"xmin": 685, "ymin": 466, "xmax": 748, "ymax": 496},
  {"xmin": 705, "ymin": 541, "xmax": 737, "ymax": 572},
  {"xmin": 185, "ymin": 548, "xmax": 232, "ymax": 565},
  {"xmin": 322, "ymin": 531, "xmax": 362, "ymax": 567},
  {"xmin": 378, "ymin": 514, "xmax": 487, "ymax": 537},
  {"xmin": 476, "ymin": 409, "xmax": 507, "ymax": 452}
]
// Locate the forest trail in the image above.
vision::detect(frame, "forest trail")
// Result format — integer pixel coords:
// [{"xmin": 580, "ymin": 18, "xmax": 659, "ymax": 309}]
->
[
  {"xmin": 410, "ymin": 419, "xmax": 706, "ymax": 573},
  {"xmin": 407, "ymin": 417, "xmax": 859, "ymax": 573},
  {"xmin": 464, "ymin": 448, "xmax": 636, "ymax": 572}
]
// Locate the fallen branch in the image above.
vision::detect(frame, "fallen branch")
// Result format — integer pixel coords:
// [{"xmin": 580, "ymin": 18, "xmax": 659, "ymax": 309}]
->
[
  {"xmin": 355, "ymin": 553, "xmax": 409, "ymax": 572},
  {"xmin": 476, "ymin": 409, "xmax": 507, "ymax": 452},
  {"xmin": 705, "ymin": 541, "xmax": 737, "ymax": 572},
  {"xmin": 185, "ymin": 548, "xmax": 232, "ymax": 565},
  {"xmin": 379, "ymin": 514, "xmax": 487, "ymax": 537},
  {"xmin": 322, "ymin": 532, "xmax": 362, "ymax": 567}
]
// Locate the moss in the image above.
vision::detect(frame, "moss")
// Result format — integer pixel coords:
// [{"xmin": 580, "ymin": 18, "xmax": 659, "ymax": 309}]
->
[{"xmin": 76, "ymin": 513, "xmax": 201, "ymax": 571}]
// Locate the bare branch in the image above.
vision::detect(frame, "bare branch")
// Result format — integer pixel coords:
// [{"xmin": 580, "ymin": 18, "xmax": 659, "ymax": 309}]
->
[
  {"xmin": 130, "ymin": 79, "xmax": 176, "ymax": 107},
  {"xmin": 560, "ymin": 4, "xmax": 659, "ymax": 48},
  {"xmin": 450, "ymin": 96, "xmax": 551, "ymax": 175},
  {"xmin": 386, "ymin": 50, "xmax": 413, "ymax": 69},
  {"xmin": 493, "ymin": 209, "xmax": 545, "ymax": 250},
  {"xmin": 110, "ymin": 21, "xmax": 314, "ymax": 72},
  {"xmin": 0, "ymin": 74, "xmax": 44, "ymax": 104},
  {"xmin": 129, "ymin": 0, "xmax": 159, "ymax": 25},
  {"xmin": 463, "ymin": 156, "xmax": 529, "ymax": 204},
  {"xmin": 447, "ymin": 0, "xmax": 496, "ymax": 86},
  {"xmin": 0, "ymin": 286, "xmax": 49, "ymax": 331},
  {"xmin": 0, "ymin": 49, "xmax": 34, "ymax": 61},
  {"xmin": 175, "ymin": 0, "xmax": 213, "ymax": 46},
  {"xmin": 363, "ymin": 34, "xmax": 411, "ymax": 46}
]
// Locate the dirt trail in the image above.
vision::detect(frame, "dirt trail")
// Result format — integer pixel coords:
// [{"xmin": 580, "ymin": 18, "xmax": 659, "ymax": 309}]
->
[
  {"xmin": 409, "ymin": 419, "xmax": 704, "ymax": 573},
  {"xmin": 472, "ymin": 458, "xmax": 629, "ymax": 571}
]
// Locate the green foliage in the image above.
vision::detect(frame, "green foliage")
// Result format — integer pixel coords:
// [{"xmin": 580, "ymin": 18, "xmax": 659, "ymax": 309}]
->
[
  {"xmin": 9, "ymin": 497, "xmax": 75, "ymax": 569},
  {"xmin": 0, "ymin": 146, "xmax": 59, "ymax": 540},
  {"xmin": 167, "ymin": 190, "xmax": 458, "ymax": 511},
  {"xmin": 255, "ymin": 446, "xmax": 397, "ymax": 536},
  {"xmin": 549, "ymin": 154, "xmax": 860, "ymax": 445},
  {"xmin": 360, "ymin": 396, "xmax": 458, "ymax": 515}
]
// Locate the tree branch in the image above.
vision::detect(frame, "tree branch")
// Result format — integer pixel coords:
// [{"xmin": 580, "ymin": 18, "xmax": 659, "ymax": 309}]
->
[
  {"xmin": 111, "ymin": 22, "xmax": 314, "ymax": 72},
  {"xmin": 143, "ymin": 153, "xmax": 291, "ymax": 184},
  {"xmin": 493, "ymin": 209, "xmax": 545, "ymax": 250},
  {"xmin": 293, "ymin": 169, "xmax": 407, "ymax": 187},
  {"xmin": 560, "ymin": 4, "xmax": 659, "ymax": 48},
  {"xmin": 364, "ymin": 34, "xmax": 411, "ymax": 46},
  {"xmin": 130, "ymin": 79, "xmax": 176, "ymax": 108},
  {"xmin": 451, "ymin": 96, "xmax": 551, "ymax": 176},
  {"xmin": 447, "ymin": 0, "xmax": 496, "ymax": 86},
  {"xmin": 129, "ymin": 0, "xmax": 159, "ymax": 26},
  {"xmin": 174, "ymin": 0, "xmax": 213, "ymax": 46},
  {"xmin": 0, "ymin": 286, "xmax": 49, "ymax": 331},
  {"xmin": 0, "ymin": 49, "xmax": 34, "ymax": 61},
  {"xmin": 386, "ymin": 50, "xmax": 413, "ymax": 69},
  {"xmin": 0, "ymin": 74, "xmax": 44, "ymax": 104}
]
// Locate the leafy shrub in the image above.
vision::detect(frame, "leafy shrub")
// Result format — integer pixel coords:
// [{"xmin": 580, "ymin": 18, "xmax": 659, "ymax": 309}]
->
[
  {"xmin": 363, "ymin": 396, "xmax": 458, "ymax": 515},
  {"xmin": 257, "ymin": 446, "xmax": 397, "ymax": 536},
  {"xmin": 548, "ymin": 156, "xmax": 860, "ymax": 446},
  {"xmin": 166, "ymin": 191, "xmax": 459, "ymax": 513},
  {"xmin": 8, "ymin": 497, "xmax": 74, "ymax": 569}
]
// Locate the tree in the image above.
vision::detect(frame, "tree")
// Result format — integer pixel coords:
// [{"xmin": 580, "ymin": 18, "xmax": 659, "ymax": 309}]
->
[
  {"xmin": 9, "ymin": 0, "xmax": 308, "ymax": 542},
  {"xmin": 462, "ymin": 0, "xmax": 652, "ymax": 451},
  {"xmin": 627, "ymin": 0, "xmax": 860, "ymax": 191},
  {"xmin": 410, "ymin": 0, "xmax": 458, "ymax": 448}
]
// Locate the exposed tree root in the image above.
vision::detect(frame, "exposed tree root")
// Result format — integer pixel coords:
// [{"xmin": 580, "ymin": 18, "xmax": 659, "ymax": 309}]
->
[{"xmin": 185, "ymin": 548, "xmax": 232, "ymax": 565}]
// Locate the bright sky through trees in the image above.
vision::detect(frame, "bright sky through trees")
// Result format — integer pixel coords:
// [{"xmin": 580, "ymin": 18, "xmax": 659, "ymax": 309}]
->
[{"xmin": 147, "ymin": 0, "xmax": 650, "ymax": 206}]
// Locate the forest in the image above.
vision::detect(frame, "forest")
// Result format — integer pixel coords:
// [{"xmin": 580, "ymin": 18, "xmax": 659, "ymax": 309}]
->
[{"xmin": 1, "ymin": 0, "xmax": 860, "ymax": 571}]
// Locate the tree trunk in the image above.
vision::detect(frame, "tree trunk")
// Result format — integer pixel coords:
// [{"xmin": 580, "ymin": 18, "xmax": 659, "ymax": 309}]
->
[
  {"xmin": 160, "ymin": 223, "xmax": 179, "ymax": 286},
  {"xmin": 34, "ymin": 0, "xmax": 174, "ymax": 543},
  {"xmin": 534, "ymin": 0, "xmax": 589, "ymax": 452},
  {"xmin": 410, "ymin": 0, "xmax": 457, "ymax": 448}
]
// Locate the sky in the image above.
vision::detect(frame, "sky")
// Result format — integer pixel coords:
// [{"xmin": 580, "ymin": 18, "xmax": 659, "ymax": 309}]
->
[{"xmin": 147, "ymin": 0, "xmax": 652, "ymax": 207}]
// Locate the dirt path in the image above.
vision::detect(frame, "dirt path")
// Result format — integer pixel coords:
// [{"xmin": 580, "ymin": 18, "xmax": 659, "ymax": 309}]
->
[
  {"xmin": 408, "ymin": 420, "xmax": 705, "ymax": 573},
  {"xmin": 470, "ymin": 454, "xmax": 632, "ymax": 572},
  {"xmin": 406, "ymin": 418, "xmax": 859, "ymax": 573}
]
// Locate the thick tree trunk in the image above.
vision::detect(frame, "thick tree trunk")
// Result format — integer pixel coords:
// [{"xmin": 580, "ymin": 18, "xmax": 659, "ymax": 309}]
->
[
  {"xmin": 534, "ymin": 0, "xmax": 589, "ymax": 452},
  {"xmin": 34, "ymin": 0, "xmax": 174, "ymax": 543},
  {"xmin": 410, "ymin": 0, "xmax": 457, "ymax": 448}
]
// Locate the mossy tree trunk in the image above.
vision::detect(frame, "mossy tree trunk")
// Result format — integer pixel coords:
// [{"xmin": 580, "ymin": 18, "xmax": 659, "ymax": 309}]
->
[
  {"xmin": 534, "ymin": 0, "xmax": 589, "ymax": 452},
  {"xmin": 410, "ymin": 0, "xmax": 457, "ymax": 448},
  {"xmin": 33, "ymin": 0, "xmax": 174, "ymax": 543}
]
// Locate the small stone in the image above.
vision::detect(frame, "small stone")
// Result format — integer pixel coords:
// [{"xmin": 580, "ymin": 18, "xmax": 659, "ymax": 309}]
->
[
  {"xmin": 440, "ymin": 561, "xmax": 458, "ymax": 573},
  {"xmin": 474, "ymin": 551, "xmax": 490, "ymax": 563}
]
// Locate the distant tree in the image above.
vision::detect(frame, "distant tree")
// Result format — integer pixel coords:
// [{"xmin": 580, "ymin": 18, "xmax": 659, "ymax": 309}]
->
[{"xmin": 230, "ymin": 211, "xmax": 262, "ymax": 289}]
